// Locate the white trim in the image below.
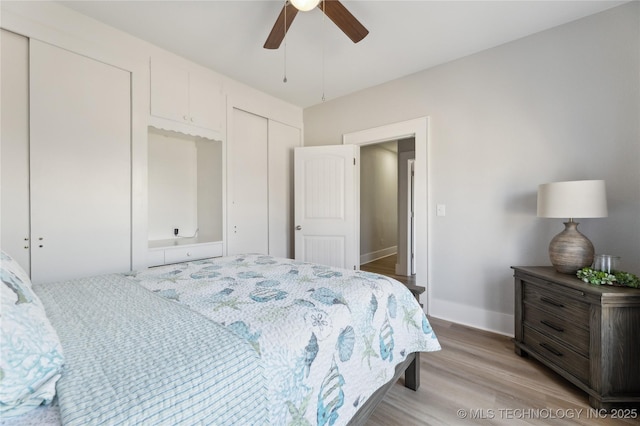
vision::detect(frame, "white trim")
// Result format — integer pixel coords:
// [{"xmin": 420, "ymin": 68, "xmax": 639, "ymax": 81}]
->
[
  {"xmin": 430, "ymin": 298, "xmax": 514, "ymax": 337},
  {"xmin": 342, "ymin": 118, "xmax": 423, "ymax": 145},
  {"xmin": 360, "ymin": 246, "xmax": 397, "ymax": 265},
  {"xmin": 408, "ymin": 159, "xmax": 416, "ymax": 275},
  {"xmin": 342, "ymin": 117, "xmax": 430, "ymax": 313}
]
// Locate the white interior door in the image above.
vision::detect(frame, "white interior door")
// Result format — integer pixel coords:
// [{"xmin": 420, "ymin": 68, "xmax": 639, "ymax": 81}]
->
[
  {"xmin": 227, "ymin": 108, "xmax": 268, "ymax": 255},
  {"xmin": 294, "ymin": 145, "xmax": 359, "ymax": 270},
  {"xmin": 30, "ymin": 40, "xmax": 131, "ymax": 283}
]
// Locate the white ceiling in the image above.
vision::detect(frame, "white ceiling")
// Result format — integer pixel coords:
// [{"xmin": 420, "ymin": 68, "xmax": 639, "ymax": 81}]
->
[{"xmin": 59, "ymin": 0, "xmax": 627, "ymax": 108}]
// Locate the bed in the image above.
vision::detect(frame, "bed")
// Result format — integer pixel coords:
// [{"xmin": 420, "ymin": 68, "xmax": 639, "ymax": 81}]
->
[{"xmin": 1, "ymin": 252, "xmax": 440, "ymax": 425}]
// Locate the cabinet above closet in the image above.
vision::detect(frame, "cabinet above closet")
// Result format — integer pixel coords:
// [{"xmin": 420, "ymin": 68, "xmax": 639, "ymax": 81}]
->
[{"xmin": 149, "ymin": 57, "xmax": 224, "ymax": 140}]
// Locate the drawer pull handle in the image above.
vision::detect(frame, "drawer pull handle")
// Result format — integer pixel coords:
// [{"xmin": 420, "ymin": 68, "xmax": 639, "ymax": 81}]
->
[
  {"xmin": 540, "ymin": 343, "xmax": 563, "ymax": 357},
  {"xmin": 540, "ymin": 297, "xmax": 564, "ymax": 308},
  {"xmin": 540, "ymin": 320, "xmax": 564, "ymax": 332}
]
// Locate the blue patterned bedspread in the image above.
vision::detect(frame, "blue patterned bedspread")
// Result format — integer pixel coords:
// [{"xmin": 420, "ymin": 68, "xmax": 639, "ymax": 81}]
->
[
  {"xmin": 34, "ymin": 274, "xmax": 266, "ymax": 426},
  {"xmin": 126, "ymin": 254, "xmax": 441, "ymax": 425}
]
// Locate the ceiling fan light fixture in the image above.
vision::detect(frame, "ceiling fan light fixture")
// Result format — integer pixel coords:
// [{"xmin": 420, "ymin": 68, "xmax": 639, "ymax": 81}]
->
[
  {"xmin": 264, "ymin": 0, "xmax": 368, "ymax": 49},
  {"xmin": 290, "ymin": 0, "xmax": 320, "ymax": 12}
]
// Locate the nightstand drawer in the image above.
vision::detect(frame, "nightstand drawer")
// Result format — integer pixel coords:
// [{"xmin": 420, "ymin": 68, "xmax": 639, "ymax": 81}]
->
[
  {"xmin": 523, "ymin": 304, "xmax": 589, "ymax": 356},
  {"xmin": 523, "ymin": 326, "xmax": 589, "ymax": 384},
  {"xmin": 524, "ymin": 282, "xmax": 589, "ymax": 324}
]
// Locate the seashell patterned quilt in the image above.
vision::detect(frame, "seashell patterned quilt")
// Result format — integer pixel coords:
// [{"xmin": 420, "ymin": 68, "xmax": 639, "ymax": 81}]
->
[{"xmin": 126, "ymin": 254, "xmax": 441, "ymax": 426}]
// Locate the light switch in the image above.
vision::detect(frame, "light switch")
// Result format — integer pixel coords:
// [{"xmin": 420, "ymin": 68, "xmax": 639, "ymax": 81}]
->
[{"xmin": 436, "ymin": 204, "xmax": 446, "ymax": 216}]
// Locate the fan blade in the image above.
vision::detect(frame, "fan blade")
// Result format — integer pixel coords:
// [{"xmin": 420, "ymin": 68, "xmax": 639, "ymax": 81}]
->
[
  {"xmin": 264, "ymin": 3, "xmax": 299, "ymax": 49},
  {"xmin": 318, "ymin": 0, "xmax": 368, "ymax": 43}
]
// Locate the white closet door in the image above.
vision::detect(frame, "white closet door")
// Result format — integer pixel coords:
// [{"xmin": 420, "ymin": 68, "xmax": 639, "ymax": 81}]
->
[
  {"xmin": 268, "ymin": 120, "xmax": 301, "ymax": 258},
  {"xmin": 1, "ymin": 30, "xmax": 30, "ymax": 272},
  {"xmin": 29, "ymin": 40, "xmax": 131, "ymax": 283},
  {"xmin": 227, "ymin": 108, "xmax": 268, "ymax": 255}
]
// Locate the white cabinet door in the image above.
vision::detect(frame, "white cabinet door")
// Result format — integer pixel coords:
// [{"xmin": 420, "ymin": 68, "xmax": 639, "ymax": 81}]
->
[
  {"xmin": 1, "ymin": 30, "xmax": 30, "ymax": 272},
  {"xmin": 150, "ymin": 58, "xmax": 223, "ymax": 133},
  {"xmin": 150, "ymin": 58, "xmax": 190, "ymax": 124},
  {"xmin": 227, "ymin": 108, "xmax": 269, "ymax": 255},
  {"xmin": 268, "ymin": 121, "xmax": 301, "ymax": 258},
  {"xmin": 29, "ymin": 40, "xmax": 131, "ymax": 283},
  {"xmin": 294, "ymin": 145, "xmax": 360, "ymax": 270},
  {"xmin": 189, "ymin": 69, "xmax": 223, "ymax": 132}
]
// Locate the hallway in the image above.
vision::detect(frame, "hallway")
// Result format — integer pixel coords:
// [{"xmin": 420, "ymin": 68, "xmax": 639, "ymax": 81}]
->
[{"xmin": 361, "ymin": 254, "xmax": 424, "ymax": 299}]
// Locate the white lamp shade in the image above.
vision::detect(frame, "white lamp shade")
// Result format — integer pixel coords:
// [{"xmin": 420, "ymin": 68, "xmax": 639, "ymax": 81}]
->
[
  {"xmin": 537, "ymin": 180, "xmax": 608, "ymax": 218},
  {"xmin": 290, "ymin": 0, "xmax": 321, "ymax": 11}
]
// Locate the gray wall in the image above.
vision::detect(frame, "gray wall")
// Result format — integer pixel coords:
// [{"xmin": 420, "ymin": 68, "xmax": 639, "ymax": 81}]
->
[{"xmin": 303, "ymin": 3, "xmax": 640, "ymax": 334}]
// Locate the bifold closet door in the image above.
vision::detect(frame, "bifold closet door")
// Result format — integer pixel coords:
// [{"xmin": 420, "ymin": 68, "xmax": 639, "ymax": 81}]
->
[
  {"xmin": 29, "ymin": 40, "xmax": 131, "ymax": 283},
  {"xmin": 1, "ymin": 30, "xmax": 30, "ymax": 272},
  {"xmin": 268, "ymin": 121, "xmax": 301, "ymax": 258},
  {"xmin": 227, "ymin": 108, "xmax": 268, "ymax": 255}
]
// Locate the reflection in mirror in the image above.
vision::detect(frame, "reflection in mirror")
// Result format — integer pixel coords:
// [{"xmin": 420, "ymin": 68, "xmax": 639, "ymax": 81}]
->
[{"xmin": 148, "ymin": 127, "xmax": 222, "ymax": 246}]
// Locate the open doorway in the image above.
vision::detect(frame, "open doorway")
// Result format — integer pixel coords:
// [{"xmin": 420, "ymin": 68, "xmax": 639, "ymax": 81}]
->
[
  {"xmin": 342, "ymin": 117, "xmax": 429, "ymax": 311},
  {"xmin": 359, "ymin": 138, "xmax": 416, "ymax": 287}
]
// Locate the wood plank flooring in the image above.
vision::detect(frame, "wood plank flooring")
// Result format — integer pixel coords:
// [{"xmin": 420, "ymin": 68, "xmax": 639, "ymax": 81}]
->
[
  {"xmin": 361, "ymin": 256, "xmax": 637, "ymax": 425},
  {"xmin": 361, "ymin": 254, "xmax": 416, "ymax": 287},
  {"xmin": 366, "ymin": 318, "xmax": 638, "ymax": 425}
]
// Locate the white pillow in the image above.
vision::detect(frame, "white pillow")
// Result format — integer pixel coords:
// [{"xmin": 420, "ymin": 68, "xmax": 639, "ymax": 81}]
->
[{"xmin": 0, "ymin": 251, "xmax": 65, "ymax": 417}]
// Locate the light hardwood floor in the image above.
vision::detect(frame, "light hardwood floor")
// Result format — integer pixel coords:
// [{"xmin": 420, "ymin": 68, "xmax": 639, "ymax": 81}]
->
[
  {"xmin": 361, "ymin": 256, "xmax": 638, "ymax": 425},
  {"xmin": 367, "ymin": 317, "xmax": 638, "ymax": 425},
  {"xmin": 361, "ymin": 254, "xmax": 416, "ymax": 287}
]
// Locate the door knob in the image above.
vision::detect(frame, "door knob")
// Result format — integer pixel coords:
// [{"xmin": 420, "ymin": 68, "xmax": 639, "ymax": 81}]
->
[{"xmin": 295, "ymin": 225, "xmax": 302, "ymax": 230}]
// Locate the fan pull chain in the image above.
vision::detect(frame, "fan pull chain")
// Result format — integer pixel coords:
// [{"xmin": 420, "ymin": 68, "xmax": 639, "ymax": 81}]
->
[
  {"xmin": 321, "ymin": 0, "xmax": 326, "ymax": 101},
  {"xmin": 283, "ymin": 0, "xmax": 288, "ymax": 83}
]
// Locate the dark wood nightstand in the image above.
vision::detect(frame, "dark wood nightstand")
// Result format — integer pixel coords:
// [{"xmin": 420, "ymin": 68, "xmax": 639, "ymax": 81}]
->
[{"xmin": 512, "ymin": 266, "xmax": 640, "ymax": 409}]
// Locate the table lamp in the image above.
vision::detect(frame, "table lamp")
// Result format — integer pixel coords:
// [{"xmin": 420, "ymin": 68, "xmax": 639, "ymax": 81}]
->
[{"xmin": 537, "ymin": 180, "xmax": 608, "ymax": 274}]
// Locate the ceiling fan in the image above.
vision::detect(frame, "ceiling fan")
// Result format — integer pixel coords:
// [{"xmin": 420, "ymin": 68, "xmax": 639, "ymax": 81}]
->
[{"xmin": 264, "ymin": 0, "xmax": 369, "ymax": 49}]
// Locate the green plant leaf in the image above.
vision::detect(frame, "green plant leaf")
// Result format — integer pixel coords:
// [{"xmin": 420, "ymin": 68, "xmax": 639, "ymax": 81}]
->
[{"xmin": 577, "ymin": 267, "xmax": 639, "ymax": 288}]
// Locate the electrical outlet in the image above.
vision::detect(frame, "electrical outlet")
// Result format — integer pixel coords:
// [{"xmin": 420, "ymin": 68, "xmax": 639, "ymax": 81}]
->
[
  {"xmin": 174, "ymin": 228, "xmax": 179, "ymax": 236},
  {"xmin": 436, "ymin": 204, "xmax": 446, "ymax": 216}
]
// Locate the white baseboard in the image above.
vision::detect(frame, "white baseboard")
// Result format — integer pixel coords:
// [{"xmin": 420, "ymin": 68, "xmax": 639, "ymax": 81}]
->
[
  {"xmin": 428, "ymin": 298, "xmax": 514, "ymax": 337},
  {"xmin": 360, "ymin": 246, "xmax": 398, "ymax": 265}
]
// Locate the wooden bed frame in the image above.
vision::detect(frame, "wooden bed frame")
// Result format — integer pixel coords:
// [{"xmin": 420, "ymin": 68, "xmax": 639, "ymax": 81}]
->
[{"xmin": 347, "ymin": 352, "xmax": 420, "ymax": 425}]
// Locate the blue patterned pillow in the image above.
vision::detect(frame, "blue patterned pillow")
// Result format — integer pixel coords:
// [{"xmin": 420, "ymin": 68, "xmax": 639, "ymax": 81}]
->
[{"xmin": 0, "ymin": 251, "xmax": 65, "ymax": 417}]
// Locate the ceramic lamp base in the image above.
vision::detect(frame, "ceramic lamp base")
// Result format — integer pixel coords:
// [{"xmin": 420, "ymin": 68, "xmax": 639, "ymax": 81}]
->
[{"xmin": 549, "ymin": 221, "xmax": 594, "ymax": 274}]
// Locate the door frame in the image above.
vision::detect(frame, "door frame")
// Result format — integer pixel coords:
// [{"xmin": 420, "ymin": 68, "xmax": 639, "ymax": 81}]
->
[
  {"xmin": 408, "ymin": 158, "xmax": 416, "ymax": 276},
  {"xmin": 342, "ymin": 117, "xmax": 430, "ymax": 312}
]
